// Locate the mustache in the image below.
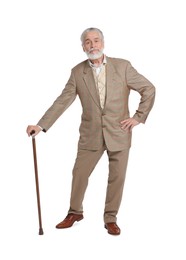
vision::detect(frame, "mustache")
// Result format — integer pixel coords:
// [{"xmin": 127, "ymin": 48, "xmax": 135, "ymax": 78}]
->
[{"xmin": 88, "ymin": 48, "xmax": 100, "ymax": 53}]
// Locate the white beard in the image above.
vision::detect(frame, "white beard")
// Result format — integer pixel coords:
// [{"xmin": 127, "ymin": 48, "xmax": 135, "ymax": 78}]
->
[{"xmin": 86, "ymin": 48, "xmax": 104, "ymax": 60}]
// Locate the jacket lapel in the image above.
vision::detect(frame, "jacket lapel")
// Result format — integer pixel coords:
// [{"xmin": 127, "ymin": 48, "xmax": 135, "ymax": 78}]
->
[
  {"xmin": 83, "ymin": 62, "xmax": 101, "ymax": 108},
  {"xmin": 82, "ymin": 57, "xmax": 116, "ymax": 110},
  {"xmin": 104, "ymin": 57, "xmax": 116, "ymax": 109}
]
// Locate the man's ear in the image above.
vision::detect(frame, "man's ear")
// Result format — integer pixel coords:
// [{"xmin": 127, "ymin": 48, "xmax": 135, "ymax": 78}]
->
[{"xmin": 82, "ymin": 45, "xmax": 85, "ymax": 52}]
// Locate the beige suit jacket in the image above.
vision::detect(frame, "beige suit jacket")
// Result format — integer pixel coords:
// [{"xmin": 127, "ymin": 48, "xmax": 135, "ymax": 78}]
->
[{"xmin": 37, "ymin": 57, "xmax": 155, "ymax": 151}]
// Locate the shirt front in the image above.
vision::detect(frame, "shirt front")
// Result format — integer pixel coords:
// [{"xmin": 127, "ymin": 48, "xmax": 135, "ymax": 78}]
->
[{"xmin": 88, "ymin": 55, "xmax": 107, "ymax": 109}]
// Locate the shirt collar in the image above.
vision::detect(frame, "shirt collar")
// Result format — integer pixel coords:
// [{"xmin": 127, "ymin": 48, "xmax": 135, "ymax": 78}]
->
[{"xmin": 88, "ymin": 55, "xmax": 107, "ymax": 69}]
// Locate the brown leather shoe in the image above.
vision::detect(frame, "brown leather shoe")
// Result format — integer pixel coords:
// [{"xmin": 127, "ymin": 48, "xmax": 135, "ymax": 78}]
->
[
  {"xmin": 56, "ymin": 213, "xmax": 84, "ymax": 229},
  {"xmin": 105, "ymin": 222, "xmax": 121, "ymax": 235}
]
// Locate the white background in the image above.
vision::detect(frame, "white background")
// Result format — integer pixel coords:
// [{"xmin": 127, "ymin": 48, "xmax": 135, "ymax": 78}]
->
[{"xmin": 0, "ymin": 0, "xmax": 186, "ymax": 259}]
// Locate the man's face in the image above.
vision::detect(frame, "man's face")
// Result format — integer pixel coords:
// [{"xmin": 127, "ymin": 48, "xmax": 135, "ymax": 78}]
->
[{"xmin": 83, "ymin": 31, "xmax": 104, "ymax": 60}]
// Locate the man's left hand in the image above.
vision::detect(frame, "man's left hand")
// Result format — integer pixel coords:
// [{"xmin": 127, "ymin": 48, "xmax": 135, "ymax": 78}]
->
[{"xmin": 120, "ymin": 118, "xmax": 140, "ymax": 132}]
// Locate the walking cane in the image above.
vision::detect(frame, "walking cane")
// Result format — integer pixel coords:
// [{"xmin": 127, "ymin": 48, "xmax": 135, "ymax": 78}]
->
[{"xmin": 30, "ymin": 130, "xmax": 44, "ymax": 235}]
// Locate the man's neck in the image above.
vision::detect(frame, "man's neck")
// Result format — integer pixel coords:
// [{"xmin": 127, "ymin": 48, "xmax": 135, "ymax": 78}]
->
[{"xmin": 89, "ymin": 55, "xmax": 104, "ymax": 67}]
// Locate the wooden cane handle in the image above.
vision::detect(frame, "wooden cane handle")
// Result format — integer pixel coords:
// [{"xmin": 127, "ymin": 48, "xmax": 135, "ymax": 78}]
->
[{"xmin": 30, "ymin": 130, "xmax": 35, "ymax": 136}]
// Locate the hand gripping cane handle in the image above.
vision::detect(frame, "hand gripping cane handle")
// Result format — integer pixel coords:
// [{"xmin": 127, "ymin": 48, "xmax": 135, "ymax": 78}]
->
[{"xmin": 31, "ymin": 130, "xmax": 44, "ymax": 235}]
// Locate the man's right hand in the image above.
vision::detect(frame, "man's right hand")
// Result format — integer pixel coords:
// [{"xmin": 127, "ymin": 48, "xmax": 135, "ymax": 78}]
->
[{"xmin": 26, "ymin": 125, "xmax": 42, "ymax": 137}]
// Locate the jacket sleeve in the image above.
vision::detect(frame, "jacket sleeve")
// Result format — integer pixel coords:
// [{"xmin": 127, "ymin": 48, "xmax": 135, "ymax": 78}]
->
[
  {"xmin": 126, "ymin": 62, "xmax": 155, "ymax": 123},
  {"xmin": 37, "ymin": 70, "xmax": 77, "ymax": 131}
]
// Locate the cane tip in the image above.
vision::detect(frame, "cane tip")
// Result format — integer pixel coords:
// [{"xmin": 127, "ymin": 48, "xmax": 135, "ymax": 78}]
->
[{"xmin": 39, "ymin": 228, "xmax": 44, "ymax": 235}]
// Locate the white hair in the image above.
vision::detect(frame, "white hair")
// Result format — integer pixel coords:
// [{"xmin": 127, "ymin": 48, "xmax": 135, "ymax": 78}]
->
[{"xmin": 80, "ymin": 27, "xmax": 104, "ymax": 45}]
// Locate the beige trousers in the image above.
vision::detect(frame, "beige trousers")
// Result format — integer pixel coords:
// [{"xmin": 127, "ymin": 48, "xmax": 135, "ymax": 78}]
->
[{"xmin": 68, "ymin": 144, "xmax": 130, "ymax": 223}]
